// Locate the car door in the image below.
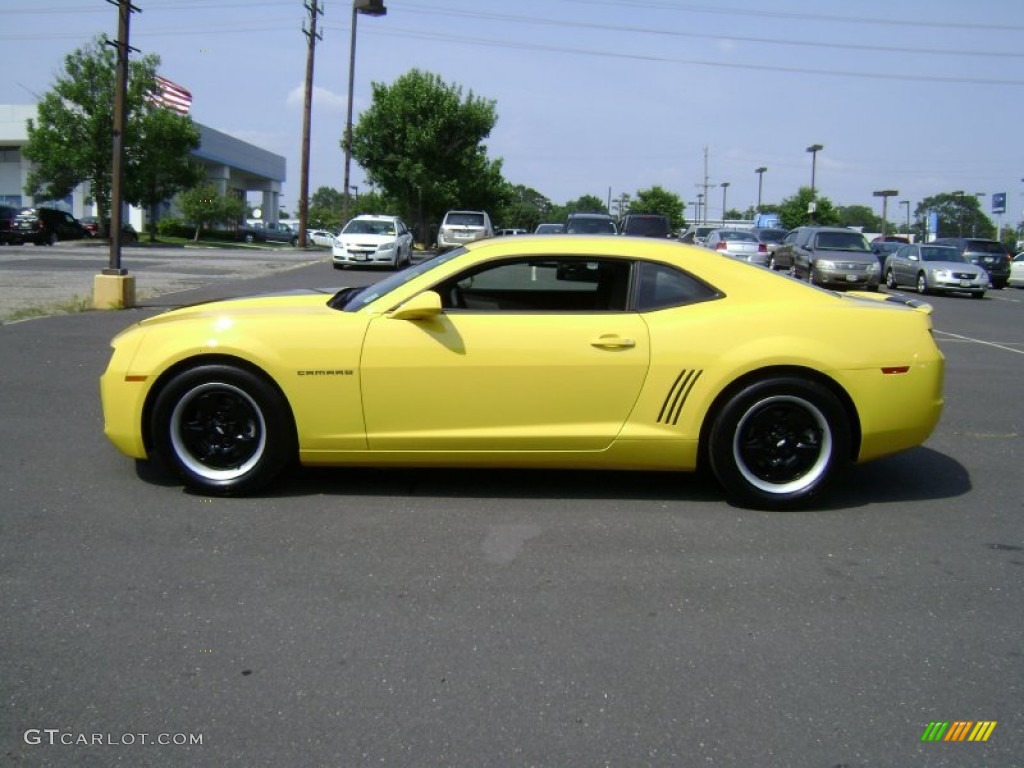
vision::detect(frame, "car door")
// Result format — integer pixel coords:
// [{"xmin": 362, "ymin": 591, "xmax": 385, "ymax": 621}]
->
[
  {"xmin": 359, "ymin": 257, "xmax": 650, "ymax": 451},
  {"xmin": 892, "ymin": 245, "xmax": 915, "ymax": 285}
]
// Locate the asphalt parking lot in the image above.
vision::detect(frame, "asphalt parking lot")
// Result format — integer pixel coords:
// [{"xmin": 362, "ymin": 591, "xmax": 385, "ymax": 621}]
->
[{"xmin": 1, "ymin": 249, "xmax": 1022, "ymax": 766}]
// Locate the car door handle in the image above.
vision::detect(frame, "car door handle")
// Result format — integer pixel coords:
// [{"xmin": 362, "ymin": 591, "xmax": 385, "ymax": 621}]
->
[{"xmin": 590, "ymin": 335, "xmax": 636, "ymax": 349}]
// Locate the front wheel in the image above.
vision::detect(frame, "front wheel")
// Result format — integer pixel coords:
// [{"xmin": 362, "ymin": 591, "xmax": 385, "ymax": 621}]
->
[
  {"xmin": 916, "ymin": 272, "xmax": 930, "ymax": 295},
  {"xmin": 151, "ymin": 365, "xmax": 296, "ymax": 495},
  {"xmin": 885, "ymin": 269, "xmax": 896, "ymax": 289},
  {"xmin": 707, "ymin": 376, "xmax": 851, "ymax": 510}
]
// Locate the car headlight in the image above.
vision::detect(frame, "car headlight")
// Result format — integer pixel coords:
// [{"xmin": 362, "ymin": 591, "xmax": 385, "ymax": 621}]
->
[
  {"xmin": 376, "ymin": 241, "xmax": 397, "ymax": 253},
  {"xmin": 867, "ymin": 262, "xmax": 881, "ymax": 274},
  {"xmin": 929, "ymin": 269, "xmax": 951, "ymax": 279},
  {"xmin": 816, "ymin": 259, "xmax": 836, "ymax": 270}
]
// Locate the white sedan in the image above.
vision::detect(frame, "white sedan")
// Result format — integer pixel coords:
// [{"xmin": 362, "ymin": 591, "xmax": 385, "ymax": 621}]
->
[
  {"xmin": 308, "ymin": 229, "xmax": 336, "ymax": 247},
  {"xmin": 1009, "ymin": 253, "xmax": 1024, "ymax": 288},
  {"xmin": 332, "ymin": 214, "xmax": 414, "ymax": 269}
]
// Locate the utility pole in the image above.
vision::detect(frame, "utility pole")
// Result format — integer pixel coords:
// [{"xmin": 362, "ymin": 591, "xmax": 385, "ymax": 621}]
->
[
  {"xmin": 96, "ymin": 0, "xmax": 140, "ymax": 310},
  {"xmin": 298, "ymin": 0, "xmax": 323, "ymax": 249}
]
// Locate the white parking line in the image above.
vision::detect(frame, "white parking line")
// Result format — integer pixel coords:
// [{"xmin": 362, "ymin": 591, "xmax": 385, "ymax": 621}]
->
[{"xmin": 934, "ymin": 330, "xmax": 1024, "ymax": 355}]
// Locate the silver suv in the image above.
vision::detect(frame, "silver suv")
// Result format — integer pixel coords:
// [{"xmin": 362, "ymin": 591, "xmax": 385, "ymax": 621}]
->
[
  {"xmin": 776, "ymin": 226, "xmax": 880, "ymax": 291},
  {"xmin": 436, "ymin": 210, "xmax": 493, "ymax": 252}
]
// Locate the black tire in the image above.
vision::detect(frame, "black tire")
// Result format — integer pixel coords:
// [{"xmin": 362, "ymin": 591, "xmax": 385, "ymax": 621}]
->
[
  {"xmin": 707, "ymin": 376, "xmax": 850, "ymax": 510},
  {"xmin": 916, "ymin": 272, "xmax": 929, "ymax": 295},
  {"xmin": 151, "ymin": 365, "xmax": 295, "ymax": 495},
  {"xmin": 244, "ymin": 233, "xmax": 255, "ymax": 244},
  {"xmin": 971, "ymin": 291, "xmax": 985, "ymax": 299},
  {"xmin": 885, "ymin": 269, "xmax": 897, "ymax": 289}
]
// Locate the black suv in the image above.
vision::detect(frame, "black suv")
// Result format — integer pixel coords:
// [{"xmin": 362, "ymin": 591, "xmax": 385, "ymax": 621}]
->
[
  {"xmin": 0, "ymin": 205, "xmax": 20, "ymax": 245},
  {"xmin": 618, "ymin": 213, "xmax": 671, "ymax": 238},
  {"xmin": 11, "ymin": 207, "xmax": 88, "ymax": 245},
  {"xmin": 930, "ymin": 237, "xmax": 1011, "ymax": 289}
]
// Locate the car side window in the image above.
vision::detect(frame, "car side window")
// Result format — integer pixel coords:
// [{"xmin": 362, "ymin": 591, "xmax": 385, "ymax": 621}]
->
[
  {"xmin": 635, "ymin": 261, "xmax": 719, "ymax": 312},
  {"xmin": 437, "ymin": 258, "xmax": 632, "ymax": 312}
]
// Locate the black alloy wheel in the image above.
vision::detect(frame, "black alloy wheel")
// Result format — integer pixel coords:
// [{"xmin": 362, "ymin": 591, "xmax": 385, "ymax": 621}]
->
[{"xmin": 708, "ymin": 376, "xmax": 851, "ymax": 510}]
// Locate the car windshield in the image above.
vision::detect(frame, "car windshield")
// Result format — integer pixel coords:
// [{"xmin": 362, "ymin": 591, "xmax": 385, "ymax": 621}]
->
[
  {"xmin": 344, "ymin": 219, "xmax": 397, "ymax": 236},
  {"xmin": 328, "ymin": 248, "xmax": 465, "ymax": 312},
  {"xmin": 921, "ymin": 247, "xmax": 964, "ymax": 263},
  {"xmin": 815, "ymin": 232, "xmax": 868, "ymax": 251},
  {"xmin": 446, "ymin": 213, "xmax": 485, "ymax": 227}
]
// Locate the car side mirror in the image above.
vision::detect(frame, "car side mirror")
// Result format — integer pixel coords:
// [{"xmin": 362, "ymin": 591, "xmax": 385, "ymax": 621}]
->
[{"xmin": 389, "ymin": 290, "xmax": 442, "ymax": 320}]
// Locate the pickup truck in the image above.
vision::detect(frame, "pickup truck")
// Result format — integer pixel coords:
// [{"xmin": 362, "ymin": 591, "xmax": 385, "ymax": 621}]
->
[{"xmin": 236, "ymin": 221, "xmax": 297, "ymax": 246}]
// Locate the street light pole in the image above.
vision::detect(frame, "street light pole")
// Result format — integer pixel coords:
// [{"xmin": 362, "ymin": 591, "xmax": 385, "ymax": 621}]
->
[
  {"xmin": 899, "ymin": 200, "xmax": 910, "ymax": 236},
  {"xmin": 754, "ymin": 166, "xmax": 767, "ymax": 211},
  {"xmin": 873, "ymin": 189, "xmax": 899, "ymax": 239},
  {"xmin": 342, "ymin": 0, "xmax": 386, "ymax": 227},
  {"xmin": 720, "ymin": 181, "xmax": 730, "ymax": 224},
  {"xmin": 806, "ymin": 144, "xmax": 823, "ymax": 224}
]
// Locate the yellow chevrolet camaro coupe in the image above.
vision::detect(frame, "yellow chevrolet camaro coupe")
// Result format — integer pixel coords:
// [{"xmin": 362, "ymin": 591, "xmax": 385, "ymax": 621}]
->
[{"xmin": 100, "ymin": 235, "xmax": 944, "ymax": 510}]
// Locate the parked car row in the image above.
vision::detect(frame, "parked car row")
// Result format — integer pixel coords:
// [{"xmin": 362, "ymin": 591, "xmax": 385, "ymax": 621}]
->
[{"xmin": 687, "ymin": 223, "xmax": 1014, "ymax": 298}]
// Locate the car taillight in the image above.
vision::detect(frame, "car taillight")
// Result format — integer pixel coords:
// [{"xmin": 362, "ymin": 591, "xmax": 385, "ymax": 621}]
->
[
  {"xmin": 758, "ymin": 243, "xmax": 767, "ymax": 253},
  {"xmin": 715, "ymin": 242, "xmax": 727, "ymax": 250}
]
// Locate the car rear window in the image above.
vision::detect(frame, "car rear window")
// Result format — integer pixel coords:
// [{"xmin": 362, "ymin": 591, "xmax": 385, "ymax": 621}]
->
[
  {"xmin": 964, "ymin": 240, "xmax": 1007, "ymax": 255},
  {"xmin": 446, "ymin": 213, "xmax": 485, "ymax": 227}
]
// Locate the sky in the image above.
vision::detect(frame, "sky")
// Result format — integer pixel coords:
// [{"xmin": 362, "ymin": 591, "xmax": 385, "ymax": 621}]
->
[{"xmin": 3, "ymin": 0, "xmax": 1024, "ymax": 225}]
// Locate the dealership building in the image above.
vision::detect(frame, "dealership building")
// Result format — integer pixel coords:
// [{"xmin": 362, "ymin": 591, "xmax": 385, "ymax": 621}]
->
[{"xmin": 0, "ymin": 104, "xmax": 286, "ymax": 226}]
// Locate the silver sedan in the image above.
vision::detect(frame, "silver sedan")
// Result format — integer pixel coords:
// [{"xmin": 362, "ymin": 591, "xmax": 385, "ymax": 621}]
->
[
  {"xmin": 883, "ymin": 243, "xmax": 987, "ymax": 298},
  {"xmin": 702, "ymin": 229, "xmax": 769, "ymax": 267}
]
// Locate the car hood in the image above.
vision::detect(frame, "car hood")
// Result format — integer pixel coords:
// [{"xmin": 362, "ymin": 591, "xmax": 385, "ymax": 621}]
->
[{"xmin": 134, "ymin": 289, "xmax": 342, "ymax": 328}]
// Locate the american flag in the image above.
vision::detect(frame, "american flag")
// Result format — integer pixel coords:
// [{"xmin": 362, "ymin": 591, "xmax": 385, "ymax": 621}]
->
[{"xmin": 150, "ymin": 75, "xmax": 192, "ymax": 115}]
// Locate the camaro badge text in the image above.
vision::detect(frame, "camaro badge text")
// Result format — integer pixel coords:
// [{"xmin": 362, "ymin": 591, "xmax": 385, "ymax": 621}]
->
[{"xmin": 297, "ymin": 369, "xmax": 354, "ymax": 376}]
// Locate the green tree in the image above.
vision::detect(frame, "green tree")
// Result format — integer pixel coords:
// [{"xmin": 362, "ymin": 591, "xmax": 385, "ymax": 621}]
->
[
  {"xmin": 630, "ymin": 185, "xmax": 687, "ymax": 232},
  {"xmin": 179, "ymin": 183, "xmax": 244, "ymax": 241},
  {"xmin": 496, "ymin": 184, "xmax": 552, "ymax": 232},
  {"xmin": 916, "ymin": 193, "xmax": 994, "ymax": 239},
  {"xmin": 309, "ymin": 185, "xmax": 344, "ymax": 230},
  {"xmin": 125, "ymin": 108, "xmax": 204, "ymax": 241},
  {"xmin": 350, "ymin": 69, "xmax": 507, "ymax": 241},
  {"xmin": 836, "ymin": 204, "xmax": 883, "ymax": 232},
  {"xmin": 777, "ymin": 186, "xmax": 840, "ymax": 229},
  {"xmin": 23, "ymin": 36, "xmax": 199, "ymax": 236}
]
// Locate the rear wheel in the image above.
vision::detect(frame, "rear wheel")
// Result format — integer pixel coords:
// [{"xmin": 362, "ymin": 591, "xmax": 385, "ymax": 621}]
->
[
  {"xmin": 707, "ymin": 376, "xmax": 850, "ymax": 510},
  {"xmin": 885, "ymin": 269, "xmax": 897, "ymax": 289},
  {"xmin": 151, "ymin": 365, "xmax": 295, "ymax": 495}
]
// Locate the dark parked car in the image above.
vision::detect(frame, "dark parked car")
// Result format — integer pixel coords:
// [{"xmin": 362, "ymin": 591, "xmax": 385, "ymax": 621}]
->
[
  {"xmin": 618, "ymin": 213, "xmax": 672, "ymax": 238},
  {"xmin": 0, "ymin": 204, "xmax": 20, "ymax": 245},
  {"xmin": 10, "ymin": 207, "xmax": 89, "ymax": 245},
  {"xmin": 236, "ymin": 220, "xmax": 298, "ymax": 246},
  {"xmin": 565, "ymin": 213, "xmax": 617, "ymax": 235},
  {"xmin": 930, "ymin": 237, "xmax": 1011, "ymax": 289},
  {"xmin": 80, "ymin": 216, "xmax": 139, "ymax": 243},
  {"xmin": 774, "ymin": 226, "xmax": 880, "ymax": 291}
]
